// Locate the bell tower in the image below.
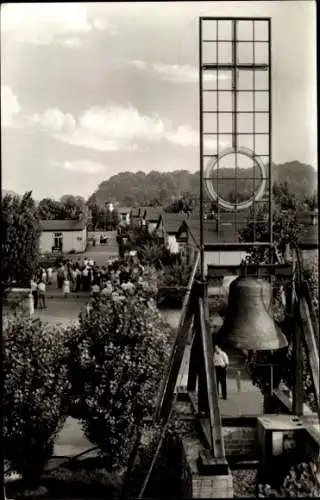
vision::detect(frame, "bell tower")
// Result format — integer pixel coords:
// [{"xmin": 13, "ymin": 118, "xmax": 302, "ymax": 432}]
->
[{"xmin": 199, "ymin": 17, "xmax": 272, "ymax": 277}]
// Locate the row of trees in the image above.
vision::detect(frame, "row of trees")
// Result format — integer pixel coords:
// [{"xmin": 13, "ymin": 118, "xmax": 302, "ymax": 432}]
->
[
  {"xmin": 37, "ymin": 195, "xmax": 89, "ymax": 221},
  {"xmin": 38, "ymin": 196, "xmax": 120, "ymax": 230},
  {"xmin": 87, "ymin": 162, "xmax": 317, "ymax": 207}
]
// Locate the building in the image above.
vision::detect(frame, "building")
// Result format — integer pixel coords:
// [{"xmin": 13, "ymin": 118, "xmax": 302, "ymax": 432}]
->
[
  {"xmin": 156, "ymin": 213, "xmax": 186, "ymax": 254},
  {"xmin": 184, "ymin": 218, "xmax": 250, "ymax": 273},
  {"xmin": 117, "ymin": 207, "xmax": 131, "ymax": 225},
  {"xmin": 39, "ymin": 219, "xmax": 87, "ymax": 254},
  {"xmin": 140, "ymin": 207, "xmax": 163, "ymax": 233}
]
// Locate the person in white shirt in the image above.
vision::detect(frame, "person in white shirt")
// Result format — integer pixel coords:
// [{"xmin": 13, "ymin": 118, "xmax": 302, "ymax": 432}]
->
[
  {"xmin": 63, "ymin": 278, "xmax": 70, "ymax": 298},
  {"xmin": 46, "ymin": 266, "xmax": 53, "ymax": 284},
  {"xmin": 88, "ymin": 258, "xmax": 94, "ymax": 267},
  {"xmin": 213, "ymin": 345, "xmax": 229, "ymax": 400},
  {"xmin": 41, "ymin": 268, "xmax": 47, "ymax": 284},
  {"xmin": 38, "ymin": 281, "xmax": 46, "ymax": 309}
]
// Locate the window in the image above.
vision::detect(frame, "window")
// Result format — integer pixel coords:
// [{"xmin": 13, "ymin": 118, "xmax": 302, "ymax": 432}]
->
[{"xmin": 53, "ymin": 232, "xmax": 63, "ymax": 251}]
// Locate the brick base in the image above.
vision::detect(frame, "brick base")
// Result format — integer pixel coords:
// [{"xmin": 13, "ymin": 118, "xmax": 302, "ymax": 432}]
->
[
  {"xmin": 192, "ymin": 474, "xmax": 234, "ymax": 498},
  {"xmin": 181, "ymin": 429, "xmax": 234, "ymax": 498}
]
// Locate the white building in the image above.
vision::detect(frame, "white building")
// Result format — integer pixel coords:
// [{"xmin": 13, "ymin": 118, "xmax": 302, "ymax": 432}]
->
[
  {"xmin": 117, "ymin": 207, "xmax": 131, "ymax": 225},
  {"xmin": 39, "ymin": 220, "xmax": 87, "ymax": 254}
]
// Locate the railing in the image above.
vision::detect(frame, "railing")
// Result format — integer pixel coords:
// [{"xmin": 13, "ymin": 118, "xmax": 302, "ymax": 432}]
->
[
  {"xmin": 293, "ymin": 245, "xmax": 320, "ymax": 415},
  {"xmin": 155, "ymin": 251, "xmax": 200, "ymax": 419}
]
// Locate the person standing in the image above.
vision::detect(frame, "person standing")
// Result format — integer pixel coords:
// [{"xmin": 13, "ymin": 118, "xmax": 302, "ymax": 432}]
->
[
  {"xmin": 75, "ymin": 267, "xmax": 81, "ymax": 292},
  {"xmin": 63, "ymin": 277, "xmax": 70, "ymax": 298},
  {"xmin": 41, "ymin": 267, "xmax": 47, "ymax": 284},
  {"xmin": 70, "ymin": 267, "xmax": 77, "ymax": 292},
  {"xmin": 57, "ymin": 265, "xmax": 65, "ymax": 289},
  {"xmin": 31, "ymin": 278, "xmax": 38, "ymax": 309},
  {"xmin": 82, "ymin": 266, "xmax": 89, "ymax": 291},
  {"xmin": 213, "ymin": 345, "xmax": 229, "ymax": 400},
  {"xmin": 38, "ymin": 280, "xmax": 46, "ymax": 309},
  {"xmin": 47, "ymin": 266, "xmax": 53, "ymax": 285}
]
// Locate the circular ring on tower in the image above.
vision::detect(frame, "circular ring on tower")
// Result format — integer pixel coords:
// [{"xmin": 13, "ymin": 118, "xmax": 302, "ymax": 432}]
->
[{"xmin": 204, "ymin": 146, "xmax": 267, "ymax": 211}]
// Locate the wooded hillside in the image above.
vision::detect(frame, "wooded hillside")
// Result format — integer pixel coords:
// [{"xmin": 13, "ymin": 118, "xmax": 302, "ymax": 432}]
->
[{"xmin": 88, "ymin": 161, "xmax": 317, "ymax": 207}]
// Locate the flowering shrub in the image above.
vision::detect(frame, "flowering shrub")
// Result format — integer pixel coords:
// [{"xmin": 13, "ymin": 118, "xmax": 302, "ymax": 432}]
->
[
  {"xmin": 258, "ymin": 462, "xmax": 320, "ymax": 497},
  {"xmin": 3, "ymin": 315, "xmax": 70, "ymax": 489},
  {"xmin": 303, "ymin": 252, "xmax": 319, "ymax": 319},
  {"xmin": 280, "ymin": 462, "xmax": 320, "ymax": 497},
  {"xmin": 67, "ymin": 264, "xmax": 173, "ymax": 471}
]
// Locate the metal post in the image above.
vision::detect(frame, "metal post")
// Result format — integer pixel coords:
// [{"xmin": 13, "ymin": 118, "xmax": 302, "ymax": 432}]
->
[
  {"xmin": 268, "ymin": 19, "xmax": 273, "ymax": 258},
  {"xmin": 232, "ymin": 20, "xmax": 238, "ymax": 151},
  {"xmin": 292, "ymin": 303, "xmax": 304, "ymax": 416},
  {"xmin": 199, "ymin": 18, "xmax": 204, "ymax": 280}
]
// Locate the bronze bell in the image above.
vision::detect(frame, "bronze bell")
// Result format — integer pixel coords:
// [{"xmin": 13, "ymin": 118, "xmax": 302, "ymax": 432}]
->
[{"xmin": 216, "ymin": 277, "xmax": 288, "ymax": 350}]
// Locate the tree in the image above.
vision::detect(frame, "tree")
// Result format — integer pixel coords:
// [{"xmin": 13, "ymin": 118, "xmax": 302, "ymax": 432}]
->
[
  {"xmin": 37, "ymin": 198, "xmax": 63, "ymax": 220},
  {"xmin": 3, "ymin": 316, "xmax": 69, "ymax": 491},
  {"xmin": 303, "ymin": 192, "xmax": 318, "ymax": 211},
  {"xmin": 66, "ymin": 267, "xmax": 172, "ymax": 471},
  {"xmin": 273, "ymin": 181, "xmax": 298, "ymax": 211},
  {"xmin": 105, "ymin": 208, "xmax": 119, "ymax": 230},
  {"xmin": 239, "ymin": 202, "xmax": 303, "ymax": 264},
  {"xmin": 59, "ymin": 195, "xmax": 88, "ymax": 221},
  {"xmin": 2, "ymin": 191, "xmax": 41, "ymax": 288}
]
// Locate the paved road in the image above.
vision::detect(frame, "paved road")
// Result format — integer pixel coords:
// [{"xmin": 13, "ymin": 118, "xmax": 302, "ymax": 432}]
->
[{"xmin": 35, "ymin": 297, "xmax": 88, "ymax": 325}]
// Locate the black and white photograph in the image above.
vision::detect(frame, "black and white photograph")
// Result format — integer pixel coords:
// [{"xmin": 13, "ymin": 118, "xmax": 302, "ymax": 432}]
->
[{"xmin": 2, "ymin": 2, "xmax": 319, "ymax": 498}]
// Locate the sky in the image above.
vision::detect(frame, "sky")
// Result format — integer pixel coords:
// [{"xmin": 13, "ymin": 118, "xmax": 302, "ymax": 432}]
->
[{"xmin": 1, "ymin": 1, "xmax": 317, "ymax": 200}]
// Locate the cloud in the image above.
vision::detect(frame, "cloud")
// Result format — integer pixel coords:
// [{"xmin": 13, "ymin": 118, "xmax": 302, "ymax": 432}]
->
[
  {"xmin": 166, "ymin": 125, "xmax": 230, "ymax": 150},
  {"xmin": 166, "ymin": 125, "xmax": 196, "ymax": 147},
  {"xmin": 27, "ymin": 108, "xmax": 76, "ymax": 134},
  {"xmin": 1, "ymin": 86, "xmax": 21, "ymax": 127},
  {"xmin": 60, "ymin": 37, "xmax": 82, "ymax": 48},
  {"xmin": 25, "ymin": 104, "xmax": 163, "ymax": 151},
  {"xmin": 92, "ymin": 18, "xmax": 121, "ymax": 35},
  {"xmin": 53, "ymin": 159, "xmax": 106, "ymax": 174},
  {"xmin": 152, "ymin": 63, "xmax": 231, "ymax": 84},
  {"xmin": 128, "ymin": 60, "xmax": 148, "ymax": 70},
  {"xmin": 25, "ymin": 103, "xmax": 230, "ymax": 152},
  {"xmin": 2, "ymin": 3, "xmax": 119, "ymax": 44}
]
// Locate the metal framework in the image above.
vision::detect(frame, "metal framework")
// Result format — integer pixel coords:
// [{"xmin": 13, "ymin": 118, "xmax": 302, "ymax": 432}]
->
[
  {"xmin": 134, "ymin": 18, "xmax": 319, "ymax": 498},
  {"xmin": 199, "ymin": 17, "xmax": 272, "ymax": 277}
]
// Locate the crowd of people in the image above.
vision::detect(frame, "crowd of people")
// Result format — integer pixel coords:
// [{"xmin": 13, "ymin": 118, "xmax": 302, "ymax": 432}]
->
[{"xmin": 31, "ymin": 256, "xmax": 142, "ymax": 309}]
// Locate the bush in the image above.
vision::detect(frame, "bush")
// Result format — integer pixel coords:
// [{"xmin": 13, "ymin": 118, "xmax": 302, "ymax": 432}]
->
[
  {"xmin": 2, "ymin": 192, "xmax": 41, "ymax": 288},
  {"xmin": 3, "ymin": 316, "xmax": 70, "ymax": 490},
  {"xmin": 67, "ymin": 266, "xmax": 173, "ymax": 471},
  {"xmin": 280, "ymin": 462, "xmax": 320, "ymax": 497},
  {"xmin": 39, "ymin": 461, "xmax": 123, "ymax": 499}
]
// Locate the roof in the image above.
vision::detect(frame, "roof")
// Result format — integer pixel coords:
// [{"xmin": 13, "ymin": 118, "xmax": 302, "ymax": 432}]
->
[
  {"xmin": 117, "ymin": 206, "xmax": 131, "ymax": 214},
  {"xmin": 143, "ymin": 207, "xmax": 163, "ymax": 221},
  {"xmin": 131, "ymin": 207, "xmax": 140, "ymax": 217},
  {"xmin": 186, "ymin": 220, "xmax": 241, "ymax": 245},
  {"xmin": 186, "ymin": 218, "xmax": 319, "ymax": 248},
  {"xmin": 160, "ymin": 213, "xmax": 186, "ymax": 234},
  {"xmin": 296, "ymin": 211, "xmax": 319, "ymax": 225},
  {"xmin": 40, "ymin": 219, "xmax": 86, "ymax": 231},
  {"xmin": 298, "ymin": 225, "xmax": 318, "ymax": 248}
]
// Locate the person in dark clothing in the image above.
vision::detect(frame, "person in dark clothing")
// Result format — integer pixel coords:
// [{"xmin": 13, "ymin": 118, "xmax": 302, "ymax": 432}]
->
[
  {"xmin": 57, "ymin": 266, "xmax": 65, "ymax": 289},
  {"xmin": 213, "ymin": 345, "xmax": 229, "ymax": 399},
  {"xmin": 31, "ymin": 278, "xmax": 38, "ymax": 309},
  {"xmin": 76, "ymin": 268, "xmax": 81, "ymax": 291}
]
